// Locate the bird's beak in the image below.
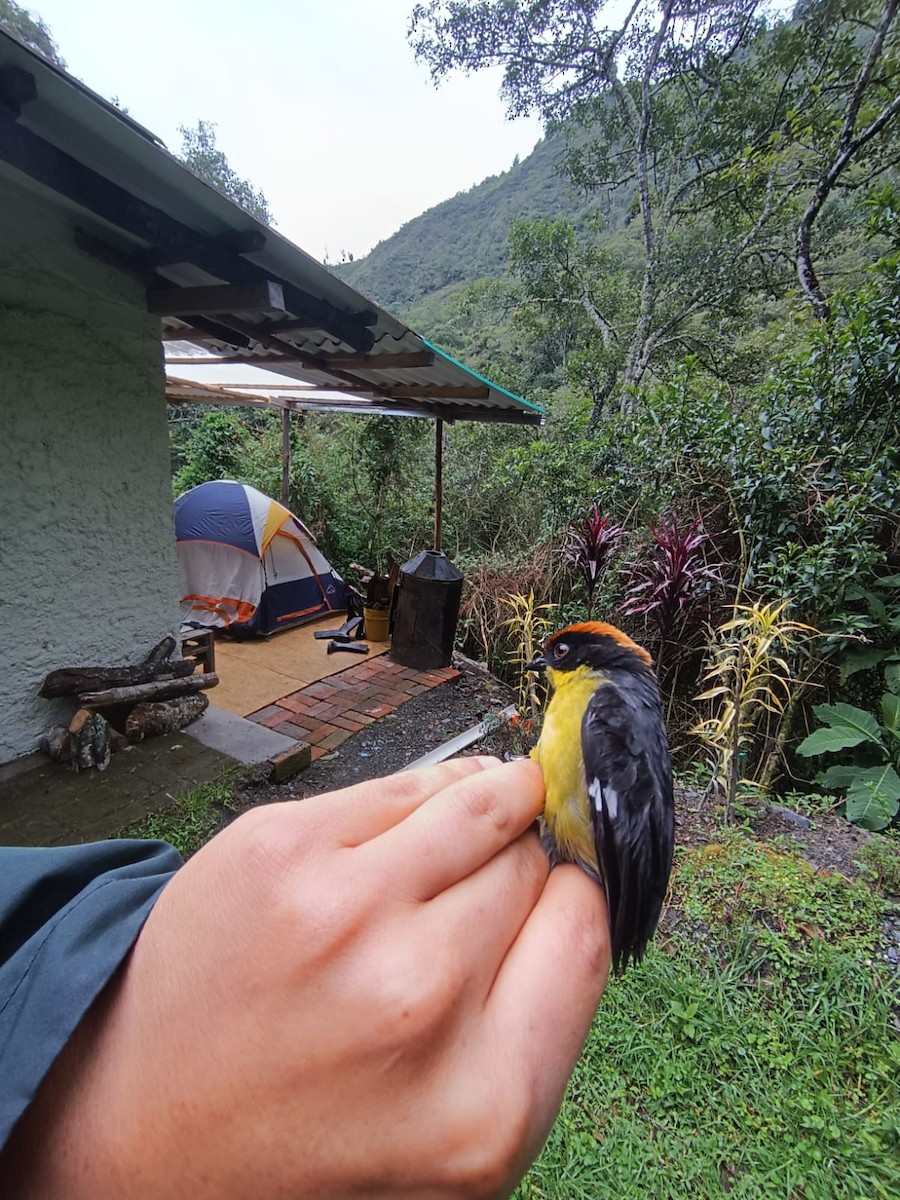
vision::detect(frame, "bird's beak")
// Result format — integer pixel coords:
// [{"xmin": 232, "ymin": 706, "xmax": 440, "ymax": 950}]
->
[{"xmin": 524, "ymin": 653, "xmax": 548, "ymax": 673}]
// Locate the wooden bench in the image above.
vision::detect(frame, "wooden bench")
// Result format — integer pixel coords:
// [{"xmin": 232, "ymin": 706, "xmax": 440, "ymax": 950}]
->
[{"xmin": 179, "ymin": 628, "xmax": 216, "ymax": 675}]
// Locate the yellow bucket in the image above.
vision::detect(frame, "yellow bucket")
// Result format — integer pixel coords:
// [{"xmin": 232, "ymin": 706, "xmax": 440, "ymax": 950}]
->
[{"xmin": 363, "ymin": 607, "xmax": 390, "ymax": 642}]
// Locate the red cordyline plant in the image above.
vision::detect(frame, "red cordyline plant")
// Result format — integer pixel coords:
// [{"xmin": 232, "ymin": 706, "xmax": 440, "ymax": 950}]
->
[
  {"xmin": 619, "ymin": 514, "xmax": 725, "ymax": 660},
  {"xmin": 562, "ymin": 504, "xmax": 625, "ymax": 618}
]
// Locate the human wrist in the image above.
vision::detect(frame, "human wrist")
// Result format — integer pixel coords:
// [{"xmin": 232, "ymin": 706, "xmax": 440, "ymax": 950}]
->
[{"xmin": 1, "ymin": 966, "xmax": 132, "ymax": 1199}]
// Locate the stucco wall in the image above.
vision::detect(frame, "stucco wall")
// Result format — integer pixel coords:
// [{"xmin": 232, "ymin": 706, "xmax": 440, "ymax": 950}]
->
[{"xmin": 0, "ymin": 177, "xmax": 181, "ymax": 764}]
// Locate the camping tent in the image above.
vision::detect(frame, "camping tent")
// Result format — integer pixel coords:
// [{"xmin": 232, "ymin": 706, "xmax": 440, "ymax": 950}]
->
[{"xmin": 175, "ymin": 480, "xmax": 346, "ymax": 636}]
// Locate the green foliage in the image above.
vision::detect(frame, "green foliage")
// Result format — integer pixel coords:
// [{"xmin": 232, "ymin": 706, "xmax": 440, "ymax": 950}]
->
[
  {"xmin": 857, "ymin": 833, "xmax": 900, "ymax": 894},
  {"xmin": 498, "ymin": 590, "xmax": 556, "ymax": 716},
  {"xmin": 694, "ymin": 602, "xmax": 817, "ymax": 800},
  {"xmin": 171, "ymin": 408, "xmax": 251, "ymax": 495},
  {"xmin": 798, "ymin": 672, "xmax": 900, "ymax": 829},
  {"xmin": 801, "ymin": 703, "xmax": 885, "ymax": 755},
  {"xmin": 0, "ymin": 0, "xmax": 64, "ymax": 65},
  {"xmin": 178, "ymin": 120, "xmax": 273, "ymax": 224},
  {"xmin": 518, "ymin": 829, "xmax": 897, "ymax": 1199},
  {"xmin": 116, "ymin": 772, "xmax": 246, "ymax": 859},
  {"xmin": 507, "ymin": 215, "xmax": 633, "ymax": 414}
]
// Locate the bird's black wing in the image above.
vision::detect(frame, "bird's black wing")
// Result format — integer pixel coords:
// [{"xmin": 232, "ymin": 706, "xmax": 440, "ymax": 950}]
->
[{"xmin": 581, "ymin": 676, "xmax": 674, "ymax": 973}]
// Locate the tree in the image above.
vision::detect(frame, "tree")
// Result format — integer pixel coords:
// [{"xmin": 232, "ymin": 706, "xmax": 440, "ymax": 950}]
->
[
  {"xmin": 411, "ymin": 0, "xmax": 900, "ymax": 402},
  {"xmin": 0, "ymin": 0, "xmax": 65, "ymax": 66},
  {"xmin": 790, "ymin": 0, "xmax": 900, "ymax": 318},
  {"xmin": 178, "ymin": 120, "xmax": 274, "ymax": 225},
  {"xmin": 507, "ymin": 214, "xmax": 633, "ymax": 418},
  {"xmin": 411, "ymin": 0, "xmax": 782, "ymax": 413}
]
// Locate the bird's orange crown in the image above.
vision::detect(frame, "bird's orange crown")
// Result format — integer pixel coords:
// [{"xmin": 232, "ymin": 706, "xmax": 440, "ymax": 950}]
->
[{"xmin": 549, "ymin": 621, "xmax": 654, "ymax": 668}]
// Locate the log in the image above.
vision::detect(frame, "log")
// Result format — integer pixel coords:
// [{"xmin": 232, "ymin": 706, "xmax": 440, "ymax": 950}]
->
[
  {"xmin": 40, "ymin": 725, "xmax": 72, "ymax": 762},
  {"xmin": 79, "ymin": 672, "xmax": 218, "ymax": 708},
  {"xmin": 40, "ymin": 659, "xmax": 193, "ymax": 698},
  {"xmin": 40, "ymin": 708, "xmax": 111, "ymax": 771},
  {"xmin": 69, "ymin": 709, "xmax": 111, "ymax": 772},
  {"xmin": 125, "ymin": 694, "xmax": 209, "ymax": 742},
  {"xmin": 349, "ymin": 562, "xmax": 375, "ymax": 583},
  {"xmin": 143, "ymin": 635, "xmax": 177, "ymax": 667}
]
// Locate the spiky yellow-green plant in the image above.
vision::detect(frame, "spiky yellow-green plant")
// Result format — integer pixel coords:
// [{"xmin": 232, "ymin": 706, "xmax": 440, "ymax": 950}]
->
[
  {"xmin": 499, "ymin": 590, "xmax": 557, "ymax": 717},
  {"xmin": 693, "ymin": 601, "xmax": 818, "ymax": 810}
]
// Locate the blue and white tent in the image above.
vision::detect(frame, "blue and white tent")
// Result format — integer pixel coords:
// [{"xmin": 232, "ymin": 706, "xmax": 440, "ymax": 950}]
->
[{"xmin": 175, "ymin": 480, "xmax": 346, "ymax": 636}]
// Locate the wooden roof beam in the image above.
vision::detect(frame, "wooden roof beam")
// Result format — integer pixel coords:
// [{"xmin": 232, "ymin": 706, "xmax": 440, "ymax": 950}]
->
[
  {"xmin": 0, "ymin": 64, "xmax": 37, "ymax": 119},
  {"xmin": 384, "ymin": 384, "xmax": 490, "ymax": 401},
  {"xmin": 253, "ymin": 317, "xmax": 324, "ymax": 337},
  {"xmin": 147, "ymin": 229, "xmax": 267, "ymax": 263},
  {"xmin": 189, "ymin": 311, "xmax": 414, "ymax": 404},
  {"xmin": 177, "ymin": 315, "xmax": 256, "ymax": 350},
  {"xmin": 148, "ymin": 280, "xmax": 286, "ymax": 316},
  {"xmin": 0, "ymin": 107, "xmax": 376, "ymax": 353}
]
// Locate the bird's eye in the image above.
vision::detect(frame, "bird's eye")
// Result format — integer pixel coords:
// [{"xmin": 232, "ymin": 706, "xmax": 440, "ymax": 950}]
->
[{"xmin": 553, "ymin": 641, "xmax": 570, "ymax": 659}]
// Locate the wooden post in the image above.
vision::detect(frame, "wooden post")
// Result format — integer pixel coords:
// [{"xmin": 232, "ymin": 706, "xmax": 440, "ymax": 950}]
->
[
  {"xmin": 434, "ymin": 418, "xmax": 443, "ymax": 553},
  {"xmin": 281, "ymin": 405, "xmax": 291, "ymax": 508}
]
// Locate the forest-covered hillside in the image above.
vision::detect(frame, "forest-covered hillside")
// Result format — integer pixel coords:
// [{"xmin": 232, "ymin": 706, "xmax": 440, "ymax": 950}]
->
[{"xmin": 333, "ymin": 125, "xmax": 616, "ymax": 315}]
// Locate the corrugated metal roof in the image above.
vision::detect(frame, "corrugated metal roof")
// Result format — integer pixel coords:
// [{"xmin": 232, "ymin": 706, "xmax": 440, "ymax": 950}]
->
[{"xmin": 0, "ymin": 30, "xmax": 543, "ymax": 426}]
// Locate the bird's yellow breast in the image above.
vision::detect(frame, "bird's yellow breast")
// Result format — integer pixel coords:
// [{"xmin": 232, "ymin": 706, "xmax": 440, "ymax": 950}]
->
[{"xmin": 530, "ymin": 665, "xmax": 603, "ymax": 871}]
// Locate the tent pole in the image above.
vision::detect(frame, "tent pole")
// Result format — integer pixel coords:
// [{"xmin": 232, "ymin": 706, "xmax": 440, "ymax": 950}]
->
[
  {"xmin": 281, "ymin": 405, "xmax": 291, "ymax": 508},
  {"xmin": 434, "ymin": 418, "xmax": 443, "ymax": 553}
]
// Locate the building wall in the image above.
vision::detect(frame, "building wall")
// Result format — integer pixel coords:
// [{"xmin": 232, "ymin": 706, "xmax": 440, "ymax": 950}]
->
[{"xmin": 0, "ymin": 177, "xmax": 181, "ymax": 763}]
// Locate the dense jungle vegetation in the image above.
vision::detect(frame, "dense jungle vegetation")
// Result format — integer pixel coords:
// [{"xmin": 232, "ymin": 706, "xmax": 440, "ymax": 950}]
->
[{"xmin": 168, "ymin": 0, "xmax": 900, "ymax": 831}]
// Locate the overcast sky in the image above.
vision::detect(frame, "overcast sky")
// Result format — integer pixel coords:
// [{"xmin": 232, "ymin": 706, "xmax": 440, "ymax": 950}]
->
[{"xmin": 31, "ymin": 0, "xmax": 544, "ymax": 264}]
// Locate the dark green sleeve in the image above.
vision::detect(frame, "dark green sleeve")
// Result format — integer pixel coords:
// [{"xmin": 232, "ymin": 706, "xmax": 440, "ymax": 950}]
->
[{"xmin": 0, "ymin": 839, "xmax": 183, "ymax": 1151}]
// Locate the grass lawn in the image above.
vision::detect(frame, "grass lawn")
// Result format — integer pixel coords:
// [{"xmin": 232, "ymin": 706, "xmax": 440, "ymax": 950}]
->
[{"xmin": 517, "ymin": 826, "xmax": 900, "ymax": 1200}]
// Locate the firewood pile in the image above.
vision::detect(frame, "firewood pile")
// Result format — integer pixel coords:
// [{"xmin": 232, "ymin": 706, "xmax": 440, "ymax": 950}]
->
[
  {"xmin": 349, "ymin": 558, "xmax": 400, "ymax": 611},
  {"xmin": 38, "ymin": 635, "xmax": 217, "ymax": 772}
]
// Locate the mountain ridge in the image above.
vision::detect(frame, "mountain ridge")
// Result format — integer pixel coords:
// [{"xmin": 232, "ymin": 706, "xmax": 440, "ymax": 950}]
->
[{"xmin": 332, "ymin": 127, "xmax": 604, "ymax": 319}]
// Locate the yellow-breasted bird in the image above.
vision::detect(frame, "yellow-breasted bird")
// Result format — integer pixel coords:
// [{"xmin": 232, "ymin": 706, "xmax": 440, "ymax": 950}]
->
[{"xmin": 527, "ymin": 621, "xmax": 674, "ymax": 973}]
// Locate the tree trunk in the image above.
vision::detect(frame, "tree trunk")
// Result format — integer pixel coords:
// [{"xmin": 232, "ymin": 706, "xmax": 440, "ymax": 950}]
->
[{"xmin": 796, "ymin": 0, "xmax": 900, "ymax": 319}]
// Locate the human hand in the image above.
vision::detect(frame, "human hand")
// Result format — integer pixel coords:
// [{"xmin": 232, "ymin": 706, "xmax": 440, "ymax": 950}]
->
[{"xmin": 4, "ymin": 757, "xmax": 609, "ymax": 1199}]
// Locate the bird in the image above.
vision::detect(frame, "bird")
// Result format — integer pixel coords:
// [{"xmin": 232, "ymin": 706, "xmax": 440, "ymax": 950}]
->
[{"xmin": 526, "ymin": 621, "xmax": 675, "ymax": 973}]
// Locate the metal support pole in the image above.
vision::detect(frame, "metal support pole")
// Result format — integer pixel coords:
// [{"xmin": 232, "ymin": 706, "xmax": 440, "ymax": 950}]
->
[
  {"xmin": 281, "ymin": 405, "xmax": 291, "ymax": 508},
  {"xmin": 434, "ymin": 418, "xmax": 443, "ymax": 553}
]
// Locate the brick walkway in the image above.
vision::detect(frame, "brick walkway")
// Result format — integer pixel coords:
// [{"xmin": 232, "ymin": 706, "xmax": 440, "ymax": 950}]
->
[{"xmin": 246, "ymin": 656, "xmax": 460, "ymax": 760}]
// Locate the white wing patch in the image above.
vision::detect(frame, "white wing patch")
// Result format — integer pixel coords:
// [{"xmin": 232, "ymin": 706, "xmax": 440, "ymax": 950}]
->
[{"xmin": 590, "ymin": 779, "xmax": 619, "ymax": 820}]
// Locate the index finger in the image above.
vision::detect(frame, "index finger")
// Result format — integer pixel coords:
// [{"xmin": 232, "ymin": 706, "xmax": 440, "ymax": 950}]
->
[
  {"xmin": 488, "ymin": 865, "xmax": 610, "ymax": 1119},
  {"xmin": 300, "ymin": 756, "xmax": 504, "ymax": 847},
  {"xmin": 366, "ymin": 758, "xmax": 546, "ymax": 901}
]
